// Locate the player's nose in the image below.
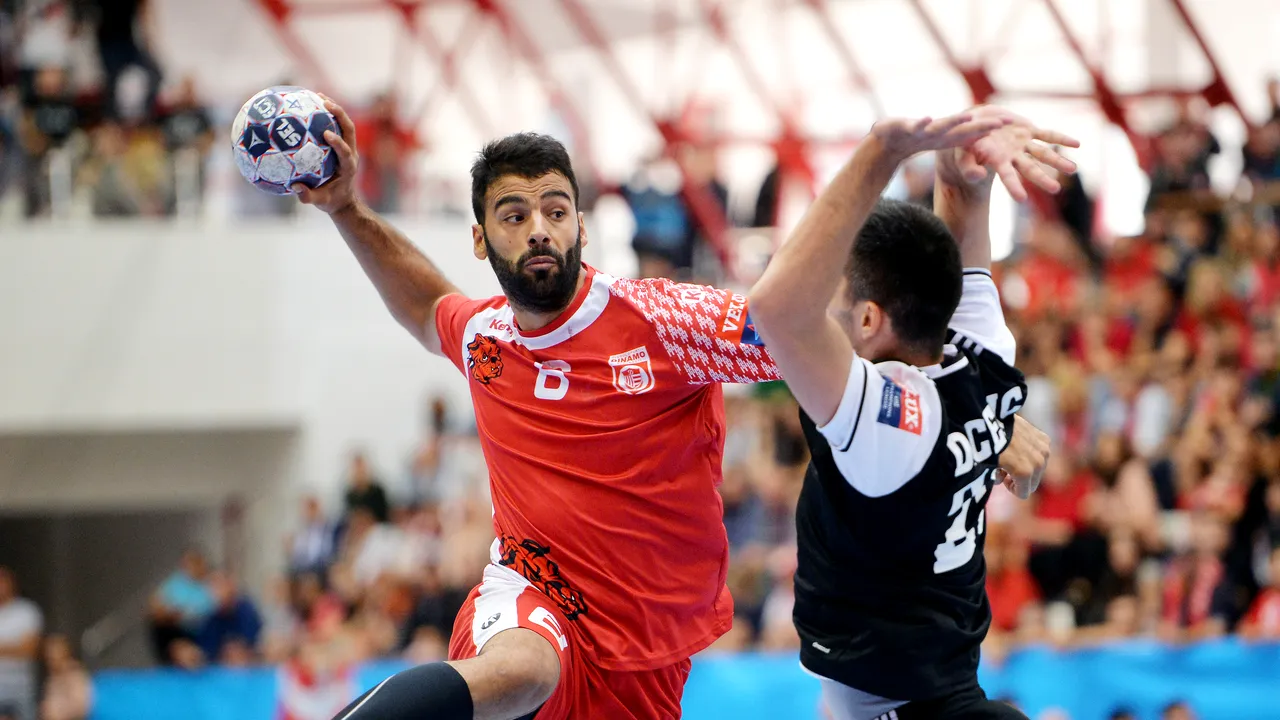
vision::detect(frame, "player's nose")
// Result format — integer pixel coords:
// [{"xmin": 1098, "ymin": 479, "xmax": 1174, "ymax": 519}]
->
[{"xmin": 527, "ymin": 215, "xmax": 551, "ymax": 247}]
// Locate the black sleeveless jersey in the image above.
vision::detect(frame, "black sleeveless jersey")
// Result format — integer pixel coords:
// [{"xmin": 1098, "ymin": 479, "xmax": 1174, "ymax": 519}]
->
[{"xmin": 793, "ymin": 329, "xmax": 1027, "ymax": 701}]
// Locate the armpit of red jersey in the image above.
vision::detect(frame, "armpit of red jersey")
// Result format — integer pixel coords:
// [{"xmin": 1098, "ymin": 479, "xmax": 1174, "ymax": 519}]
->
[{"xmin": 610, "ymin": 277, "xmax": 782, "ymax": 385}]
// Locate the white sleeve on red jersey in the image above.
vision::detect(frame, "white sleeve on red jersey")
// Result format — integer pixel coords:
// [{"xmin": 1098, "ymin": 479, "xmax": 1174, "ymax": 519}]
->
[
  {"xmin": 816, "ymin": 355, "xmax": 944, "ymax": 497},
  {"xmin": 608, "ymin": 277, "xmax": 783, "ymax": 385},
  {"xmin": 949, "ymin": 269, "xmax": 1016, "ymax": 366}
]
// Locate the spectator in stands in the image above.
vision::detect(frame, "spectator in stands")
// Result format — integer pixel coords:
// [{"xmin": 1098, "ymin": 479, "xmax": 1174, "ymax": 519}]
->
[
  {"xmin": 338, "ymin": 507, "xmax": 401, "ymax": 590},
  {"xmin": 397, "ymin": 564, "xmax": 453, "ymax": 663},
  {"xmin": 406, "ymin": 395, "xmax": 460, "ymax": 506},
  {"xmin": 37, "ymin": 635, "xmax": 91, "ymax": 720},
  {"xmin": 1238, "ymin": 546, "xmax": 1280, "ymax": 639},
  {"xmin": 91, "ymin": 0, "xmax": 162, "ymax": 120},
  {"xmin": 158, "ymin": 74, "xmax": 213, "ymax": 213},
  {"xmin": 18, "ymin": 65, "xmax": 75, "ymax": 217},
  {"xmin": 756, "ymin": 545, "xmax": 799, "ymax": 651},
  {"xmin": 622, "ymin": 156, "xmax": 694, "ymax": 280},
  {"xmin": 986, "ymin": 529, "xmax": 1040, "ymax": 636},
  {"xmin": 1161, "ymin": 700, "xmax": 1197, "ymax": 720},
  {"xmin": 80, "ymin": 121, "xmax": 149, "ymax": 216},
  {"xmin": 195, "ymin": 572, "xmax": 262, "ymax": 665},
  {"xmin": 13, "ymin": 0, "xmax": 72, "ymax": 103},
  {"xmin": 0, "ymin": 567, "xmax": 41, "ymax": 720},
  {"xmin": 720, "ymin": 463, "xmax": 765, "ymax": 551},
  {"xmin": 343, "ymin": 451, "xmax": 389, "ymax": 524},
  {"xmin": 146, "ymin": 548, "xmax": 214, "ymax": 666},
  {"xmin": 355, "ymin": 91, "xmax": 415, "ymax": 214},
  {"xmin": 288, "ymin": 496, "xmax": 339, "ymax": 577},
  {"xmin": 257, "ymin": 576, "xmax": 300, "ymax": 664},
  {"xmin": 1159, "ymin": 512, "xmax": 1233, "ymax": 640},
  {"xmin": 0, "ymin": 79, "xmax": 16, "ymax": 187}
]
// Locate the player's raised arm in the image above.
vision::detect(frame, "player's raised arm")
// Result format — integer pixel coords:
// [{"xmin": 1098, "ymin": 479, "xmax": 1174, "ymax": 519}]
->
[
  {"xmin": 933, "ymin": 106, "xmax": 1079, "ymax": 270},
  {"xmin": 932, "ymin": 108, "xmax": 1079, "ymax": 365},
  {"xmin": 293, "ymin": 96, "xmax": 461, "ymax": 356},
  {"xmin": 747, "ymin": 114, "xmax": 1007, "ymax": 425}
]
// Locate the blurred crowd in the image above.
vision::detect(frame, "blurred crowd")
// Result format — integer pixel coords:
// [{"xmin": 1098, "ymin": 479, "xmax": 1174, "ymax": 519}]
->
[
  {"xmin": 979, "ymin": 85, "xmax": 1280, "ymax": 660},
  {"xmin": 144, "ymin": 396, "xmax": 494, "ymax": 678},
  {"xmin": 0, "ymin": 0, "xmax": 418, "ymax": 219}
]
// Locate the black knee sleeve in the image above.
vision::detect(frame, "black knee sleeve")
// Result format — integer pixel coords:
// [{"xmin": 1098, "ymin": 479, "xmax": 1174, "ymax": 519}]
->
[{"xmin": 332, "ymin": 662, "xmax": 474, "ymax": 720}]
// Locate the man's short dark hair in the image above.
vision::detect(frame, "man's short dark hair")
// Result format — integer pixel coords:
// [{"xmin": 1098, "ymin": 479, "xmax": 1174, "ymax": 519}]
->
[
  {"xmin": 847, "ymin": 198, "xmax": 963, "ymax": 355},
  {"xmin": 471, "ymin": 133, "xmax": 580, "ymax": 224}
]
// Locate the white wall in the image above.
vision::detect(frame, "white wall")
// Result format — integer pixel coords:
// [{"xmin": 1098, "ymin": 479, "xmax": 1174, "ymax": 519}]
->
[{"xmin": 0, "ymin": 216, "xmax": 550, "ymax": 506}]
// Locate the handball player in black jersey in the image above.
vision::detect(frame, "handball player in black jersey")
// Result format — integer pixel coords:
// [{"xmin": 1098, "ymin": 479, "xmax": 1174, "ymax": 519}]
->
[{"xmin": 748, "ymin": 107, "xmax": 1070, "ymax": 719}]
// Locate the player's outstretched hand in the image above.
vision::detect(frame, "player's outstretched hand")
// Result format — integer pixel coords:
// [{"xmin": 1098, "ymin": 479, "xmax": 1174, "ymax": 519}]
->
[
  {"xmin": 870, "ymin": 112, "xmax": 1012, "ymax": 166},
  {"xmin": 938, "ymin": 106, "xmax": 1080, "ymax": 202},
  {"xmin": 292, "ymin": 93, "xmax": 360, "ymax": 215},
  {"xmin": 996, "ymin": 415, "xmax": 1050, "ymax": 500}
]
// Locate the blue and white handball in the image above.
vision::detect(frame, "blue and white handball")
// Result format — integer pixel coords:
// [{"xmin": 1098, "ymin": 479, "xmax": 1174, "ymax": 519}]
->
[{"xmin": 231, "ymin": 86, "xmax": 340, "ymax": 196}]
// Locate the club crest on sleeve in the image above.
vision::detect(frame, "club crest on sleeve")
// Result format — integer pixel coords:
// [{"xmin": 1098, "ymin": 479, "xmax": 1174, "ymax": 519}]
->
[
  {"xmin": 466, "ymin": 334, "xmax": 504, "ymax": 385},
  {"xmin": 877, "ymin": 381, "xmax": 922, "ymax": 435},
  {"xmin": 608, "ymin": 346, "xmax": 656, "ymax": 395}
]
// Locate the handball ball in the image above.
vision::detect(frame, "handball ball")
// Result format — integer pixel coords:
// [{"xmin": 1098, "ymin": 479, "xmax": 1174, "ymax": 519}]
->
[{"xmin": 231, "ymin": 86, "xmax": 340, "ymax": 196}]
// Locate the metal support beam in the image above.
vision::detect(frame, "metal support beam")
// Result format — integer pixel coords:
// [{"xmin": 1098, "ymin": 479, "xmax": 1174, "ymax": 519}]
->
[
  {"xmin": 473, "ymin": 0, "xmax": 605, "ymax": 193},
  {"xmin": 904, "ymin": 0, "xmax": 996, "ymax": 104},
  {"xmin": 1164, "ymin": 0, "xmax": 1250, "ymax": 127},
  {"xmin": 555, "ymin": 0, "xmax": 744, "ymax": 277},
  {"xmin": 1039, "ymin": 0, "xmax": 1148, "ymax": 166},
  {"xmin": 800, "ymin": 0, "xmax": 886, "ymax": 118},
  {"xmin": 413, "ymin": 8, "xmax": 499, "ymax": 139},
  {"xmin": 252, "ymin": 0, "xmax": 340, "ymax": 93}
]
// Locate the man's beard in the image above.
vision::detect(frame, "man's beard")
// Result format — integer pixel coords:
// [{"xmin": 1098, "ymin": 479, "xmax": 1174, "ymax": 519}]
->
[{"xmin": 485, "ymin": 230, "xmax": 583, "ymax": 314}]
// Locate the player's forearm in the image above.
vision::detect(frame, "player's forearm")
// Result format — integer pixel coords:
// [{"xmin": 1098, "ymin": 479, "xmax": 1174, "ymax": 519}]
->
[
  {"xmin": 331, "ymin": 201, "xmax": 461, "ymax": 347},
  {"xmin": 750, "ymin": 135, "xmax": 899, "ymax": 330},
  {"xmin": 933, "ymin": 166, "xmax": 994, "ymax": 270}
]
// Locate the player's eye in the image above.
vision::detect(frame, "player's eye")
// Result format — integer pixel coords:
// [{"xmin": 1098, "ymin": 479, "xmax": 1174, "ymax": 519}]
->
[
  {"xmin": 504, "ymin": 214, "xmax": 525, "ymax": 224},
  {"xmin": 549, "ymin": 210, "xmax": 566, "ymax": 220}
]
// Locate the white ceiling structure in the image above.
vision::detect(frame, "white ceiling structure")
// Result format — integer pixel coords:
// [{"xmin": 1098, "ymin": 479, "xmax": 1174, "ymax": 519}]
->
[{"xmin": 152, "ymin": 0, "xmax": 1280, "ymax": 266}]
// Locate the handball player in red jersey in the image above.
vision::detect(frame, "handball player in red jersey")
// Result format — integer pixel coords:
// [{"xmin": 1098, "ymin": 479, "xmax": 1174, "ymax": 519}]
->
[{"xmin": 293, "ymin": 96, "xmax": 803, "ymax": 720}]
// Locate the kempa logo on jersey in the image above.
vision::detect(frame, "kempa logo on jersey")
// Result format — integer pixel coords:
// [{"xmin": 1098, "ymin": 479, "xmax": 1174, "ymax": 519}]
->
[{"xmin": 608, "ymin": 346, "xmax": 656, "ymax": 395}]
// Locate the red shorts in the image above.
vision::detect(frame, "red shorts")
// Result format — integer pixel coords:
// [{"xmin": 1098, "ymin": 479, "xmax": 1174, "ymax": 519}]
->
[{"xmin": 448, "ymin": 564, "xmax": 692, "ymax": 720}]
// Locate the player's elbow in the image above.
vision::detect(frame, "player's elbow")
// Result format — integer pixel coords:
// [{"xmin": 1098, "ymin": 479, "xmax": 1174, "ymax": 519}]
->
[{"xmin": 746, "ymin": 286, "xmax": 790, "ymax": 332}]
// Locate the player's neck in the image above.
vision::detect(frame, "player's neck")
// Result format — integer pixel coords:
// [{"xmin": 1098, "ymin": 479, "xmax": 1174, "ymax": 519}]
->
[
  {"xmin": 509, "ymin": 270, "xmax": 589, "ymax": 332},
  {"xmin": 870, "ymin": 345, "xmax": 942, "ymax": 368}
]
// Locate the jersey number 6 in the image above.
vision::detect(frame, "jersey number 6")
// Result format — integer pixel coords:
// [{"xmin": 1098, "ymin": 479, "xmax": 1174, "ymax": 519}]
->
[{"xmin": 534, "ymin": 360, "xmax": 571, "ymax": 401}]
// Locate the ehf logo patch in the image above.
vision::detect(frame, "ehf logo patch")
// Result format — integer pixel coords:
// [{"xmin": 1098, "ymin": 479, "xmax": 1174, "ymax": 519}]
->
[
  {"xmin": 715, "ymin": 293, "xmax": 766, "ymax": 346},
  {"xmin": 877, "ymin": 381, "xmax": 922, "ymax": 435},
  {"xmin": 608, "ymin": 346, "xmax": 656, "ymax": 395}
]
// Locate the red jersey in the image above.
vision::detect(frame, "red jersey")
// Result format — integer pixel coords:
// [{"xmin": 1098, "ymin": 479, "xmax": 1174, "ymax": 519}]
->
[{"xmin": 434, "ymin": 265, "xmax": 781, "ymax": 671}]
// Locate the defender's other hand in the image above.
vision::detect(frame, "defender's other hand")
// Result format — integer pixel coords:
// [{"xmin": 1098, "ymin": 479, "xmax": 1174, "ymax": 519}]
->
[
  {"xmin": 869, "ymin": 112, "xmax": 1011, "ymax": 167},
  {"xmin": 938, "ymin": 106, "xmax": 1080, "ymax": 202},
  {"xmin": 996, "ymin": 415, "xmax": 1050, "ymax": 500},
  {"xmin": 293, "ymin": 93, "xmax": 360, "ymax": 215}
]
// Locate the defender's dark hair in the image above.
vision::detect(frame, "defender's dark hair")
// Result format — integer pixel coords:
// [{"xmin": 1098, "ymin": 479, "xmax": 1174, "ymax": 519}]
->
[
  {"xmin": 470, "ymin": 133, "xmax": 580, "ymax": 224},
  {"xmin": 847, "ymin": 199, "xmax": 963, "ymax": 356}
]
